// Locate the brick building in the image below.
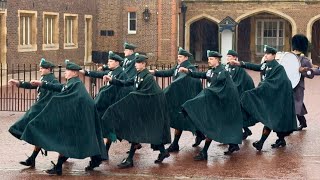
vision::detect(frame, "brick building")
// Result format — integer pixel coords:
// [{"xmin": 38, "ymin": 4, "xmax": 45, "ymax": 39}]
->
[{"xmin": 1, "ymin": 0, "xmax": 320, "ymax": 69}]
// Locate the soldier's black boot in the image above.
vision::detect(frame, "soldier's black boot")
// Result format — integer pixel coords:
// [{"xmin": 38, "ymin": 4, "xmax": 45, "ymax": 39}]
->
[
  {"xmin": 167, "ymin": 143, "xmax": 179, "ymax": 152},
  {"xmin": 194, "ymin": 138, "xmax": 211, "ymax": 161},
  {"xmin": 192, "ymin": 130, "xmax": 205, "ymax": 147},
  {"xmin": 126, "ymin": 143, "xmax": 142, "ymax": 153},
  {"xmin": 242, "ymin": 127, "xmax": 252, "ymax": 140},
  {"xmin": 252, "ymin": 126, "xmax": 270, "ymax": 151},
  {"xmin": 194, "ymin": 151, "xmax": 208, "ymax": 161},
  {"xmin": 271, "ymin": 139, "xmax": 286, "ymax": 148},
  {"xmin": 224, "ymin": 144, "xmax": 240, "ymax": 155},
  {"xmin": 118, "ymin": 158, "xmax": 133, "ymax": 169},
  {"xmin": 85, "ymin": 155, "xmax": 102, "ymax": 171},
  {"xmin": 19, "ymin": 148, "xmax": 40, "ymax": 167},
  {"xmin": 297, "ymin": 115, "xmax": 307, "ymax": 131},
  {"xmin": 167, "ymin": 130, "xmax": 182, "ymax": 152},
  {"xmin": 155, "ymin": 145, "xmax": 170, "ymax": 163},
  {"xmin": 46, "ymin": 156, "xmax": 67, "ymax": 176},
  {"xmin": 119, "ymin": 143, "xmax": 136, "ymax": 169}
]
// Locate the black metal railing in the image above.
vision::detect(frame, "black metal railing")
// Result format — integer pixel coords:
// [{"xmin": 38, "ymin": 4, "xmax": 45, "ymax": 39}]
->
[
  {"xmin": 0, "ymin": 63, "xmax": 208, "ymax": 111},
  {"xmin": 0, "ymin": 0, "xmax": 7, "ymax": 10}
]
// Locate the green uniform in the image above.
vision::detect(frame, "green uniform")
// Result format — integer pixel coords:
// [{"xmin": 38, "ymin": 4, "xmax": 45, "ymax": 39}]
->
[
  {"xmin": 240, "ymin": 60, "xmax": 297, "ymax": 132},
  {"xmin": 182, "ymin": 64, "xmax": 243, "ymax": 144},
  {"xmin": 225, "ymin": 64, "xmax": 257, "ymax": 127},
  {"xmin": 154, "ymin": 60, "xmax": 202, "ymax": 130},
  {"xmin": 20, "ymin": 77, "xmax": 106, "ymax": 159},
  {"xmin": 122, "ymin": 54, "xmax": 137, "ymax": 78},
  {"xmin": 101, "ymin": 69, "xmax": 171, "ymax": 145},
  {"xmin": 9, "ymin": 73, "xmax": 59, "ymax": 139}
]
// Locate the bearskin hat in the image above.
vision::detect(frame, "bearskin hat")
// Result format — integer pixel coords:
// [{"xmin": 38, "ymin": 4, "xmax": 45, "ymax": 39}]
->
[{"xmin": 292, "ymin": 34, "xmax": 309, "ymax": 55}]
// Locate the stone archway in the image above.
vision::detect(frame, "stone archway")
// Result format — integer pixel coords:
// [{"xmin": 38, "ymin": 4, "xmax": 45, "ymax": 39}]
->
[
  {"xmin": 189, "ymin": 19, "xmax": 219, "ymax": 62},
  {"xmin": 307, "ymin": 15, "xmax": 320, "ymax": 65},
  {"xmin": 235, "ymin": 9, "xmax": 295, "ymax": 62},
  {"xmin": 185, "ymin": 14, "xmax": 220, "ymax": 60}
]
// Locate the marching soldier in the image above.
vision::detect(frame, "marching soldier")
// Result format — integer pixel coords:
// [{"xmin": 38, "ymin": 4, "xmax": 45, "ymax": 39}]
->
[
  {"xmin": 26, "ymin": 60, "xmax": 106, "ymax": 175},
  {"xmin": 122, "ymin": 42, "xmax": 138, "ymax": 78},
  {"xmin": 229, "ymin": 45, "xmax": 296, "ymax": 151},
  {"xmin": 102, "ymin": 54, "xmax": 171, "ymax": 168},
  {"xmin": 150, "ymin": 47, "xmax": 203, "ymax": 152},
  {"xmin": 179, "ymin": 50, "xmax": 243, "ymax": 159},
  {"xmin": 225, "ymin": 50, "xmax": 256, "ymax": 140},
  {"xmin": 8, "ymin": 58, "xmax": 58, "ymax": 167},
  {"xmin": 291, "ymin": 34, "xmax": 315, "ymax": 131}
]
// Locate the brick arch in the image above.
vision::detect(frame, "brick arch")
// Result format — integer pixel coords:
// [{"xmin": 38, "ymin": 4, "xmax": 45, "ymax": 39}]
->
[
  {"xmin": 306, "ymin": 15, "xmax": 320, "ymax": 40},
  {"xmin": 235, "ymin": 8, "xmax": 297, "ymax": 35},
  {"xmin": 185, "ymin": 14, "xmax": 220, "ymax": 51}
]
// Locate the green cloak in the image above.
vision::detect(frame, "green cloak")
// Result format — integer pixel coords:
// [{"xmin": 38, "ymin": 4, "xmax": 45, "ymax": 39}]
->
[
  {"xmin": 9, "ymin": 73, "xmax": 59, "ymax": 139},
  {"xmin": 240, "ymin": 60, "xmax": 297, "ymax": 132},
  {"xmin": 20, "ymin": 77, "xmax": 106, "ymax": 159},
  {"xmin": 225, "ymin": 64, "xmax": 257, "ymax": 127},
  {"xmin": 94, "ymin": 66, "xmax": 132, "ymax": 118},
  {"xmin": 182, "ymin": 65, "xmax": 243, "ymax": 144},
  {"xmin": 163, "ymin": 74, "xmax": 202, "ymax": 130},
  {"xmin": 102, "ymin": 69, "xmax": 171, "ymax": 145}
]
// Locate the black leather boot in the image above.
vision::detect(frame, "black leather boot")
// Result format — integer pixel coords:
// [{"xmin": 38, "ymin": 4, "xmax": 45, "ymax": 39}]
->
[
  {"xmin": 154, "ymin": 150, "xmax": 170, "ymax": 163},
  {"xmin": 193, "ymin": 151, "xmax": 208, "ymax": 161},
  {"xmin": 19, "ymin": 156, "xmax": 35, "ymax": 167},
  {"xmin": 224, "ymin": 144, "xmax": 240, "ymax": 155},
  {"xmin": 117, "ymin": 158, "xmax": 133, "ymax": 169},
  {"xmin": 85, "ymin": 155, "xmax": 102, "ymax": 171},
  {"xmin": 167, "ymin": 143, "xmax": 179, "ymax": 152},
  {"xmin": 252, "ymin": 140, "xmax": 264, "ymax": 151},
  {"xmin": 45, "ymin": 161, "xmax": 62, "ymax": 176},
  {"xmin": 271, "ymin": 139, "xmax": 286, "ymax": 148}
]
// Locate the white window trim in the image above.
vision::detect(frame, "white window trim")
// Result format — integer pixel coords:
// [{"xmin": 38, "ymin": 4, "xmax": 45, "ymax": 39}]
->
[
  {"xmin": 128, "ymin": 12, "xmax": 137, "ymax": 34},
  {"xmin": 42, "ymin": 12, "xmax": 59, "ymax": 51},
  {"xmin": 64, "ymin": 13, "xmax": 78, "ymax": 49},
  {"xmin": 18, "ymin": 10, "xmax": 37, "ymax": 52},
  {"xmin": 255, "ymin": 19, "xmax": 285, "ymax": 55}
]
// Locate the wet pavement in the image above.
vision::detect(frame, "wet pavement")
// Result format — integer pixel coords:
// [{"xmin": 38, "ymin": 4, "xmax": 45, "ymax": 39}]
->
[{"xmin": 0, "ymin": 70, "xmax": 320, "ymax": 179}]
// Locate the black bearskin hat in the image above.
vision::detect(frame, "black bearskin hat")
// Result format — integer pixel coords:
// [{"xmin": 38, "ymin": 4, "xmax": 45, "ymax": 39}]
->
[{"xmin": 292, "ymin": 34, "xmax": 308, "ymax": 55}]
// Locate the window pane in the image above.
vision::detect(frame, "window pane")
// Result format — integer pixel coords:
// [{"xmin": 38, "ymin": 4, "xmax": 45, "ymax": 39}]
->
[
  {"xmin": 130, "ymin": 12, "xmax": 136, "ymax": 19},
  {"xmin": 130, "ymin": 20, "xmax": 136, "ymax": 31}
]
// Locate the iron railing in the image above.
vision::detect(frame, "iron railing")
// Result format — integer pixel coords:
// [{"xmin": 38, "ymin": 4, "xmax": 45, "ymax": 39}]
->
[{"xmin": 0, "ymin": 63, "xmax": 208, "ymax": 111}]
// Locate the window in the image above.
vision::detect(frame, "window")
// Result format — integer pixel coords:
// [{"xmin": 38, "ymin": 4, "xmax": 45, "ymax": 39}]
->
[
  {"xmin": 128, "ymin": 12, "xmax": 137, "ymax": 34},
  {"xmin": 43, "ymin": 12, "xmax": 59, "ymax": 50},
  {"xmin": 18, "ymin": 10, "xmax": 37, "ymax": 52},
  {"xmin": 64, "ymin": 14, "xmax": 78, "ymax": 49},
  {"xmin": 256, "ymin": 20, "xmax": 285, "ymax": 54}
]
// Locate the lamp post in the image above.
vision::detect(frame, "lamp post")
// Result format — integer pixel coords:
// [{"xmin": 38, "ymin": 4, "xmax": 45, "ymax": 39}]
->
[
  {"xmin": 143, "ymin": 6, "xmax": 151, "ymax": 22},
  {"xmin": 181, "ymin": 1, "xmax": 187, "ymax": 48}
]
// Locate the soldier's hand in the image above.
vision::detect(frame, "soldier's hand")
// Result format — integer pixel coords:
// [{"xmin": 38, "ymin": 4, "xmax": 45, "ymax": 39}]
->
[
  {"xmin": 8, "ymin": 79, "xmax": 20, "ymax": 87},
  {"xmin": 97, "ymin": 66, "xmax": 103, "ymax": 71},
  {"xmin": 103, "ymin": 75, "xmax": 112, "ymax": 82},
  {"xmin": 229, "ymin": 60, "xmax": 240, "ymax": 66},
  {"xmin": 299, "ymin": 67, "xmax": 309, "ymax": 73},
  {"xmin": 178, "ymin": 67, "xmax": 188, "ymax": 73},
  {"xmin": 30, "ymin": 80, "xmax": 43, "ymax": 86},
  {"xmin": 149, "ymin": 69, "xmax": 156, "ymax": 74}
]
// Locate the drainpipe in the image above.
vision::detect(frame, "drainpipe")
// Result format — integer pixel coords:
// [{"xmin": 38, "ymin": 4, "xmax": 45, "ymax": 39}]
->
[{"xmin": 181, "ymin": 1, "xmax": 187, "ymax": 49}]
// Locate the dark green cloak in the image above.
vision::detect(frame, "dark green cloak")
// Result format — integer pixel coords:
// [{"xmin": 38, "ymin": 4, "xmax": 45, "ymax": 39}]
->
[
  {"xmin": 225, "ymin": 64, "xmax": 257, "ymax": 127},
  {"xmin": 20, "ymin": 77, "xmax": 106, "ymax": 159},
  {"xmin": 94, "ymin": 66, "xmax": 132, "ymax": 118},
  {"xmin": 163, "ymin": 74, "xmax": 202, "ymax": 130},
  {"xmin": 182, "ymin": 65, "xmax": 243, "ymax": 144},
  {"xmin": 102, "ymin": 69, "xmax": 171, "ymax": 145},
  {"xmin": 9, "ymin": 73, "xmax": 59, "ymax": 139},
  {"xmin": 240, "ymin": 60, "xmax": 297, "ymax": 132}
]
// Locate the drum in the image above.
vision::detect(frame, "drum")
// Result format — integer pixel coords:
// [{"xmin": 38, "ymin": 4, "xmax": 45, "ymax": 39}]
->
[{"xmin": 261, "ymin": 52, "xmax": 301, "ymax": 88}]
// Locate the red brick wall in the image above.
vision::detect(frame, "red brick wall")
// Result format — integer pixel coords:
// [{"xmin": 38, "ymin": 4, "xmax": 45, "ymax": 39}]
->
[{"xmin": 6, "ymin": 0, "xmax": 97, "ymax": 67}]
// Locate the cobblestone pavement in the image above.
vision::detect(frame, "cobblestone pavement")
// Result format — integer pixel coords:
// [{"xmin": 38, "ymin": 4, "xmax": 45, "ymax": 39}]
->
[{"xmin": 0, "ymin": 71, "xmax": 319, "ymax": 179}]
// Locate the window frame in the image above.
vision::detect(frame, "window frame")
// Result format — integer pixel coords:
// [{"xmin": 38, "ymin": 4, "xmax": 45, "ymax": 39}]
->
[
  {"xmin": 18, "ymin": 10, "xmax": 37, "ymax": 52},
  {"xmin": 64, "ymin": 13, "xmax": 78, "ymax": 49},
  {"xmin": 42, "ymin": 12, "xmax": 59, "ymax": 51},
  {"xmin": 255, "ymin": 19, "xmax": 285, "ymax": 55},
  {"xmin": 128, "ymin": 12, "xmax": 137, "ymax": 34}
]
